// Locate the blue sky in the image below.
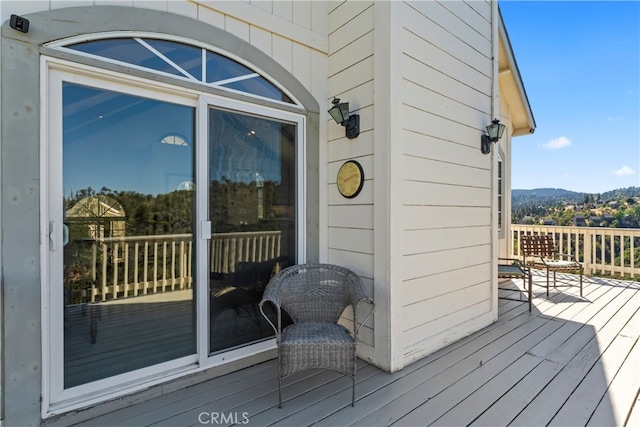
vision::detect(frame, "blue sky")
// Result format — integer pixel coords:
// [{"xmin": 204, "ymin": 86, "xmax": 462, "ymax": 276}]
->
[{"xmin": 500, "ymin": 0, "xmax": 640, "ymax": 194}]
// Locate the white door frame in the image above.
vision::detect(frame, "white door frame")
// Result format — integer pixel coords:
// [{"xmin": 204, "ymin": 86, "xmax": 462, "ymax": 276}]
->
[
  {"xmin": 197, "ymin": 94, "xmax": 307, "ymax": 367},
  {"xmin": 41, "ymin": 57, "xmax": 306, "ymax": 416}
]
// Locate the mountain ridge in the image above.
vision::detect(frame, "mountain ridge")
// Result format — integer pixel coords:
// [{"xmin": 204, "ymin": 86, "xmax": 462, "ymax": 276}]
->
[
  {"xmin": 512, "ymin": 187, "xmax": 640, "ymax": 211},
  {"xmin": 513, "ymin": 186, "xmax": 640, "ymax": 201}
]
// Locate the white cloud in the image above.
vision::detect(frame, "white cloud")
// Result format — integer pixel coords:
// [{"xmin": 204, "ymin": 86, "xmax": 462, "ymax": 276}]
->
[
  {"xmin": 613, "ymin": 166, "xmax": 635, "ymax": 177},
  {"xmin": 540, "ymin": 136, "xmax": 571, "ymax": 150}
]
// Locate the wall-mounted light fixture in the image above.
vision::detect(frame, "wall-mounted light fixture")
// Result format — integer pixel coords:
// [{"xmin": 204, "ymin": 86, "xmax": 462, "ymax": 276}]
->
[
  {"xmin": 480, "ymin": 118, "xmax": 506, "ymax": 154},
  {"xmin": 328, "ymin": 98, "xmax": 360, "ymax": 139}
]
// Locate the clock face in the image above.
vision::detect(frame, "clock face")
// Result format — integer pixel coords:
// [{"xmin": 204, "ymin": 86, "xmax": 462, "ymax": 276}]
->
[{"xmin": 336, "ymin": 160, "xmax": 364, "ymax": 198}]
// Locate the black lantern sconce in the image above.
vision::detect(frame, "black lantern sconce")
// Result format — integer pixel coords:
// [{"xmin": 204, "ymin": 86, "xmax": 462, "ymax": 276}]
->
[
  {"xmin": 480, "ymin": 118, "xmax": 506, "ymax": 154},
  {"xmin": 328, "ymin": 98, "xmax": 360, "ymax": 139}
]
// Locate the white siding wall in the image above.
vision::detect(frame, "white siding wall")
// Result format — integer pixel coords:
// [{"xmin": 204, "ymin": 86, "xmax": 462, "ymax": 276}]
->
[
  {"xmin": 398, "ymin": 0, "xmax": 496, "ymax": 364},
  {"xmin": 325, "ymin": 0, "xmax": 501, "ymax": 370},
  {"xmin": 327, "ymin": 1, "xmax": 376, "ymax": 357},
  {"xmin": 2, "ymin": 0, "xmax": 327, "ymax": 107},
  {"xmin": 1, "ymin": 0, "xmax": 507, "ymax": 376},
  {"xmin": 1, "ymin": 1, "xmax": 329, "ymax": 110}
]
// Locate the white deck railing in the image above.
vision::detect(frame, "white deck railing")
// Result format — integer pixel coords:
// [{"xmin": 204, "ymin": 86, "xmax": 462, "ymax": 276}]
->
[
  {"xmin": 511, "ymin": 224, "xmax": 640, "ymax": 279},
  {"xmin": 76, "ymin": 230, "xmax": 282, "ymax": 302}
]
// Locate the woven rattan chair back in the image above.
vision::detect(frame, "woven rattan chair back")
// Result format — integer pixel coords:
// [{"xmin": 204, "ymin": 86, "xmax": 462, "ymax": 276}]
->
[
  {"xmin": 271, "ymin": 264, "xmax": 361, "ymax": 323},
  {"xmin": 259, "ymin": 263, "xmax": 374, "ymax": 408}
]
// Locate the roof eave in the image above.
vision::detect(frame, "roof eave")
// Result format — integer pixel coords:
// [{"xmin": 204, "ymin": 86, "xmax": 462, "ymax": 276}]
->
[{"xmin": 498, "ymin": 7, "xmax": 537, "ymax": 136}]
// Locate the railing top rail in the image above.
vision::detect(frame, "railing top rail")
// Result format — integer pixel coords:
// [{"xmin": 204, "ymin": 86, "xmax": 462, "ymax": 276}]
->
[
  {"xmin": 72, "ymin": 230, "xmax": 283, "ymax": 244},
  {"xmin": 210, "ymin": 231, "xmax": 281, "ymax": 238},
  {"xmin": 512, "ymin": 224, "xmax": 640, "ymax": 237},
  {"xmin": 74, "ymin": 234, "xmax": 193, "ymax": 243}
]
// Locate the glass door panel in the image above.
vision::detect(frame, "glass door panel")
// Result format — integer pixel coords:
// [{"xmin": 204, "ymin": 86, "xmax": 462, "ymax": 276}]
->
[
  {"xmin": 62, "ymin": 82, "xmax": 196, "ymax": 387},
  {"xmin": 208, "ymin": 108, "xmax": 296, "ymax": 354}
]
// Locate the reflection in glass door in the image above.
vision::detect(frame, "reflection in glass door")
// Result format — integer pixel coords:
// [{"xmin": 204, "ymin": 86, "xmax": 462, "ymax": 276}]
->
[
  {"xmin": 60, "ymin": 82, "xmax": 196, "ymax": 388},
  {"xmin": 208, "ymin": 108, "xmax": 296, "ymax": 354}
]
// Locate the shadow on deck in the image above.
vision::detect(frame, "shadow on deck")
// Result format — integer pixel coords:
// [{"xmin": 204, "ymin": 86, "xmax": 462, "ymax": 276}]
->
[{"xmin": 56, "ymin": 272, "xmax": 640, "ymax": 426}]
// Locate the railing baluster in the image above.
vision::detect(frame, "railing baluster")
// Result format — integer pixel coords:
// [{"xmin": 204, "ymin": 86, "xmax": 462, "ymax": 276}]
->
[
  {"xmin": 610, "ymin": 232, "xmax": 615, "ymax": 276},
  {"xmin": 270, "ymin": 235, "xmax": 276, "ymax": 259},
  {"xmin": 85, "ymin": 231, "xmax": 280, "ymax": 301},
  {"xmin": 123, "ymin": 242, "xmax": 129, "ymax": 297},
  {"xmin": 153, "ymin": 241, "xmax": 159, "ymax": 293},
  {"xmin": 511, "ymin": 225, "xmax": 640, "ymax": 278},
  {"xmin": 238, "ymin": 237, "xmax": 244, "ymax": 265},
  {"xmin": 92, "ymin": 242, "xmax": 97, "ymax": 282},
  {"xmin": 143, "ymin": 241, "xmax": 149, "ymax": 295},
  {"xmin": 223, "ymin": 239, "xmax": 229, "ymax": 273},
  {"xmin": 252, "ymin": 236, "xmax": 257, "ymax": 262},
  {"xmin": 113, "ymin": 243, "xmax": 119, "ymax": 299},
  {"xmin": 180, "ymin": 240, "xmax": 185, "ymax": 290},
  {"xmin": 188, "ymin": 240, "xmax": 193, "ymax": 288},
  {"xmin": 231, "ymin": 238, "xmax": 237, "ymax": 272},
  {"xmin": 212, "ymin": 239, "xmax": 216, "ymax": 272},
  {"xmin": 631, "ymin": 238, "xmax": 636, "ymax": 278},
  {"xmin": 162, "ymin": 241, "xmax": 167, "ymax": 292},
  {"xmin": 621, "ymin": 233, "xmax": 625, "ymax": 276},
  {"xmin": 584, "ymin": 230, "xmax": 592, "ymax": 273},
  {"xmin": 171, "ymin": 240, "xmax": 176, "ymax": 291},
  {"xmin": 134, "ymin": 242, "xmax": 139, "ymax": 297},
  {"xmin": 101, "ymin": 243, "xmax": 108, "ymax": 301}
]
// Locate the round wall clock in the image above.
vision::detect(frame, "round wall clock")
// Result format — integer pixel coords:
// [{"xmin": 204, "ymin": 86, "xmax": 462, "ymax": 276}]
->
[{"xmin": 336, "ymin": 160, "xmax": 364, "ymax": 198}]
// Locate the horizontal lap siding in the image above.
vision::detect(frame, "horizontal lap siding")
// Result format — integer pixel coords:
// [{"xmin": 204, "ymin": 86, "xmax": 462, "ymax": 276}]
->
[
  {"xmin": 399, "ymin": 0, "xmax": 493, "ymax": 361},
  {"xmin": 193, "ymin": 1, "xmax": 328, "ymax": 105},
  {"xmin": 328, "ymin": 1, "xmax": 376, "ymax": 348}
]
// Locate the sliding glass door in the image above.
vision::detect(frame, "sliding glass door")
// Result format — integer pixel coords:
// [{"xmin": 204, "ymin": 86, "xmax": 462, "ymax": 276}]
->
[
  {"xmin": 46, "ymin": 68, "xmax": 304, "ymax": 405},
  {"xmin": 50, "ymin": 74, "xmax": 198, "ymax": 396},
  {"xmin": 207, "ymin": 107, "xmax": 297, "ymax": 354}
]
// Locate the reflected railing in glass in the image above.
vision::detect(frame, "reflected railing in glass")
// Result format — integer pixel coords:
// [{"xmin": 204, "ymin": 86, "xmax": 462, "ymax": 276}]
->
[{"xmin": 65, "ymin": 230, "xmax": 282, "ymax": 303}]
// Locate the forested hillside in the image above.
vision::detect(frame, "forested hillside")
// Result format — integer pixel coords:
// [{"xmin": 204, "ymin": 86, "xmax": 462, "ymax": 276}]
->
[{"xmin": 512, "ymin": 186, "xmax": 640, "ymax": 227}]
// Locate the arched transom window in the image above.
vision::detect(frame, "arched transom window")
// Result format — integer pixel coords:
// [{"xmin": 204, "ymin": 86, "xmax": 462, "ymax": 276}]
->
[{"xmin": 51, "ymin": 36, "xmax": 297, "ymax": 105}]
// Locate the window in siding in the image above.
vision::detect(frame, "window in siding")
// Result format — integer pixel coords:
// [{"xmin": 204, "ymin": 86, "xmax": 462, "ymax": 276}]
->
[{"xmin": 498, "ymin": 156, "xmax": 503, "ymax": 231}]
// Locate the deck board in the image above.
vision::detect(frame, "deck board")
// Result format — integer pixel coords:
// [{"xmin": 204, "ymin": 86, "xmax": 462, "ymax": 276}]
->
[
  {"xmin": 469, "ymin": 359, "xmax": 562, "ymax": 426},
  {"xmin": 391, "ymin": 320, "xmax": 564, "ymax": 426},
  {"xmin": 586, "ymin": 316, "xmax": 640, "ymax": 426},
  {"xmin": 428, "ymin": 353, "xmax": 543, "ymax": 426},
  {"xmin": 235, "ymin": 364, "xmax": 383, "ymax": 427},
  {"xmin": 510, "ymin": 284, "xmax": 640, "ymax": 426},
  {"xmin": 323, "ymin": 315, "xmax": 550, "ymax": 426},
  {"xmin": 68, "ymin": 272, "xmax": 640, "ymax": 427},
  {"xmin": 625, "ymin": 396, "xmax": 640, "ymax": 427}
]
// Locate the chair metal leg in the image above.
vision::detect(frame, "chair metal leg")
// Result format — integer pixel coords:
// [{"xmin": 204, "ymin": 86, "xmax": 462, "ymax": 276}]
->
[
  {"xmin": 278, "ymin": 362, "xmax": 283, "ymax": 408},
  {"xmin": 546, "ymin": 269, "xmax": 550, "ymax": 296},
  {"xmin": 580, "ymin": 268, "xmax": 583, "ymax": 297},
  {"xmin": 352, "ymin": 376, "xmax": 355, "ymax": 407}
]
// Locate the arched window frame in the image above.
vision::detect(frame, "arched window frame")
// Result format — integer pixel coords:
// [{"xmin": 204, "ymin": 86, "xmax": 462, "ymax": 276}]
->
[{"xmin": 46, "ymin": 32, "xmax": 303, "ymax": 109}]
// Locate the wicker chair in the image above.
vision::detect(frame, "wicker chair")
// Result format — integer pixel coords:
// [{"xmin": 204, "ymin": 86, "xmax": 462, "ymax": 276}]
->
[
  {"xmin": 520, "ymin": 234, "xmax": 583, "ymax": 297},
  {"xmin": 259, "ymin": 263, "xmax": 374, "ymax": 408}
]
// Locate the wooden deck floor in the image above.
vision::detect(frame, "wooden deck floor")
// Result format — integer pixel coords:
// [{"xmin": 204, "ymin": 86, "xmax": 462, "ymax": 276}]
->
[{"xmin": 68, "ymin": 272, "xmax": 640, "ymax": 426}]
